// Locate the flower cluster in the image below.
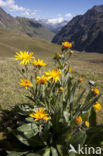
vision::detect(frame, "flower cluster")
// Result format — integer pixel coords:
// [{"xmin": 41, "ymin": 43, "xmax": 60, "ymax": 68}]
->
[
  {"xmin": 62, "ymin": 41, "xmax": 72, "ymax": 48},
  {"xmin": 10, "ymin": 42, "xmax": 102, "ymax": 155},
  {"xmin": 15, "ymin": 51, "xmax": 35, "ymax": 65},
  {"xmin": 93, "ymin": 102, "xmax": 102, "ymax": 111},
  {"xmin": 33, "ymin": 59, "xmax": 47, "ymax": 67},
  {"xmin": 19, "ymin": 79, "xmax": 33, "ymax": 89},
  {"xmin": 36, "ymin": 75, "xmax": 48, "ymax": 84},
  {"xmin": 29, "ymin": 108, "xmax": 49, "ymax": 121},
  {"xmin": 14, "ymin": 46, "xmax": 102, "ymax": 125}
]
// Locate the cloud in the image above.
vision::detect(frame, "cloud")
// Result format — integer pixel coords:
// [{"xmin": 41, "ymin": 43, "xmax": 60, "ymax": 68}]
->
[
  {"xmin": 65, "ymin": 13, "xmax": 72, "ymax": 18},
  {"xmin": 0, "ymin": 0, "xmax": 40, "ymax": 17},
  {"xmin": 46, "ymin": 13, "xmax": 72, "ymax": 24},
  {"xmin": 47, "ymin": 17, "xmax": 64, "ymax": 24},
  {"xmin": 0, "ymin": 0, "xmax": 29, "ymax": 12},
  {"xmin": 21, "ymin": 10, "xmax": 40, "ymax": 17}
]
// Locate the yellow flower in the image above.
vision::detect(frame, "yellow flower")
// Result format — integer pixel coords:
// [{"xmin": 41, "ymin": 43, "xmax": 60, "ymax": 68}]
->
[
  {"xmin": 74, "ymin": 116, "xmax": 82, "ymax": 125},
  {"xmin": 29, "ymin": 108, "xmax": 50, "ymax": 121},
  {"xmin": 66, "ymin": 68, "xmax": 72, "ymax": 73},
  {"xmin": 56, "ymin": 53, "xmax": 62, "ymax": 58},
  {"xmin": 59, "ymin": 87, "xmax": 63, "ymax": 91},
  {"xmin": 36, "ymin": 75, "xmax": 48, "ymax": 84},
  {"xmin": 78, "ymin": 77, "xmax": 83, "ymax": 82},
  {"xmin": 93, "ymin": 102, "xmax": 102, "ymax": 111},
  {"xmin": 19, "ymin": 79, "xmax": 33, "ymax": 89},
  {"xmin": 14, "ymin": 51, "xmax": 35, "ymax": 65},
  {"xmin": 45, "ymin": 68, "xmax": 61, "ymax": 83},
  {"xmin": 92, "ymin": 88, "xmax": 99, "ymax": 95},
  {"xmin": 62, "ymin": 41, "xmax": 72, "ymax": 48},
  {"xmin": 69, "ymin": 50, "xmax": 74, "ymax": 54},
  {"xmin": 33, "ymin": 59, "xmax": 47, "ymax": 67},
  {"xmin": 85, "ymin": 121, "xmax": 90, "ymax": 127}
]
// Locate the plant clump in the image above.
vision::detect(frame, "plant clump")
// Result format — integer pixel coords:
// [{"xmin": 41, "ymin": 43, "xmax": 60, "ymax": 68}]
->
[{"xmin": 0, "ymin": 41, "xmax": 102, "ymax": 156}]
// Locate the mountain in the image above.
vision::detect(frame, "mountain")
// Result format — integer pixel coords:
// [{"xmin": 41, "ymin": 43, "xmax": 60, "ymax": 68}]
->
[
  {"xmin": 15, "ymin": 17, "xmax": 54, "ymax": 41},
  {"xmin": 52, "ymin": 5, "xmax": 103, "ymax": 53},
  {"xmin": 37, "ymin": 18, "xmax": 68, "ymax": 33},
  {"xmin": 0, "ymin": 7, "xmax": 17, "ymax": 28},
  {"xmin": 0, "ymin": 7, "xmax": 54, "ymax": 41}
]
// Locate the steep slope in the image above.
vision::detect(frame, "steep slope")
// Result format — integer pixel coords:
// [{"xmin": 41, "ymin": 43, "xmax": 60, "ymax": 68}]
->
[
  {"xmin": 0, "ymin": 27, "xmax": 59, "ymax": 58},
  {"xmin": 0, "ymin": 7, "xmax": 54, "ymax": 41},
  {"xmin": 0, "ymin": 7, "xmax": 17, "ymax": 28},
  {"xmin": 15, "ymin": 17, "xmax": 54, "ymax": 41},
  {"xmin": 52, "ymin": 5, "xmax": 103, "ymax": 53}
]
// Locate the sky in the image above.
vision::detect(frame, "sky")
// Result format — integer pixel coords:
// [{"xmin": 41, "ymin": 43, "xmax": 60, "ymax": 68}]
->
[{"xmin": 0, "ymin": 0, "xmax": 103, "ymax": 23}]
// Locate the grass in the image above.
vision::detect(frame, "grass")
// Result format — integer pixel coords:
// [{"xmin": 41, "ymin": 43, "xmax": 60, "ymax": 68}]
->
[
  {"xmin": 0, "ymin": 27, "xmax": 58, "ymax": 58},
  {"xmin": 0, "ymin": 30, "xmax": 103, "ymax": 140},
  {"xmin": 71, "ymin": 52, "xmax": 103, "ymax": 124},
  {"xmin": 0, "ymin": 51, "xmax": 103, "ymax": 122}
]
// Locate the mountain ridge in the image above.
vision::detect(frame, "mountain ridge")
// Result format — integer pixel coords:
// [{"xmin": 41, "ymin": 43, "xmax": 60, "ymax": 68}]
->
[
  {"xmin": 52, "ymin": 5, "xmax": 103, "ymax": 53},
  {"xmin": 0, "ymin": 7, "xmax": 54, "ymax": 41}
]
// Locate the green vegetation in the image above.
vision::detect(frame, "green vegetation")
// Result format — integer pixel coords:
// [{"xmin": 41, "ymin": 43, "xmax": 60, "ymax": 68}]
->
[
  {"xmin": 0, "ymin": 44, "xmax": 103, "ymax": 123},
  {"xmin": 0, "ymin": 44, "xmax": 103, "ymax": 156}
]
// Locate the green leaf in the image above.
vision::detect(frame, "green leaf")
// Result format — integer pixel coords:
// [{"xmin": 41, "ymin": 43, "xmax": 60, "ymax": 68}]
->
[
  {"xmin": 50, "ymin": 147, "xmax": 58, "ymax": 156},
  {"xmin": 0, "ymin": 133, "xmax": 29, "ymax": 151},
  {"xmin": 56, "ymin": 57, "xmax": 63, "ymax": 69},
  {"xmin": 14, "ymin": 131, "xmax": 29, "ymax": 146},
  {"xmin": 17, "ymin": 123, "xmax": 38, "ymax": 133},
  {"xmin": 28, "ymin": 135, "xmax": 44, "ymax": 148},
  {"xmin": 75, "ymin": 89, "xmax": 86, "ymax": 108},
  {"xmin": 17, "ymin": 123, "xmax": 38, "ymax": 139},
  {"xmin": 26, "ymin": 96, "xmax": 35, "ymax": 103},
  {"xmin": 56, "ymin": 145, "xmax": 63, "ymax": 156},
  {"xmin": 82, "ymin": 94, "xmax": 101, "ymax": 112},
  {"xmin": 86, "ymin": 124, "xmax": 103, "ymax": 134},
  {"xmin": 69, "ymin": 152, "xmax": 76, "ymax": 156},
  {"xmin": 65, "ymin": 77, "xmax": 72, "ymax": 108},
  {"xmin": 89, "ymin": 107, "xmax": 96, "ymax": 127},
  {"xmin": 7, "ymin": 151, "xmax": 27, "ymax": 156},
  {"xmin": 25, "ymin": 117, "xmax": 35, "ymax": 123},
  {"xmin": 16, "ymin": 104, "xmax": 34, "ymax": 116},
  {"xmin": 86, "ymin": 124, "xmax": 103, "ymax": 146},
  {"xmin": 63, "ymin": 111, "xmax": 70, "ymax": 122},
  {"xmin": 27, "ymin": 153, "xmax": 41, "ymax": 156},
  {"xmin": 68, "ymin": 130, "xmax": 87, "ymax": 148},
  {"xmin": 43, "ymin": 148, "xmax": 51, "ymax": 156},
  {"xmin": 69, "ymin": 82, "xmax": 78, "ymax": 106}
]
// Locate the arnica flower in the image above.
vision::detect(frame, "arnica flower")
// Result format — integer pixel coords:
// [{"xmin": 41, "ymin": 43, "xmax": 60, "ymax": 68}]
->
[
  {"xmin": 14, "ymin": 51, "xmax": 35, "ymax": 65},
  {"xmin": 93, "ymin": 102, "xmax": 102, "ymax": 111},
  {"xmin": 33, "ymin": 59, "xmax": 47, "ymax": 67},
  {"xmin": 62, "ymin": 41, "xmax": 72, "ymax": 48},
  {"xmin": 56, "ymin": 53, "xmax": 62, "ymax": 58},
  {"xmin": 84, "ymin": 121, "xmax": 90, "ymax": 127},
  {"xmin": 78, "ymin": 77, "xmax": 83, "ymax": 82},
  {"xmin": 92, "ymin": 88, "xmax": 99, "ymax": 95},
  {"xmin": 66, "ymin": 68, "xmax": 72, "ymax": 73},
  {"xmin": 59, "ymin": 87, "xmax": 63, "ymax": 91},
  {"xmin": 29, "ymin": 108, "xmax": 50, "ymax": 121},
  {"xmin": 69, "ymin": 50, "xmax": 74, "ymax": 54},
  {"xmin": 19, "ymin": 79, "xmax": 33, "ymax": 89},
  {"xmin": 45, "ymin": 68, "xmax": 61, "ymax": 83},
  {"xmin": 36, "ymin": 75, "xmax": 48, "ymax": 84},
  {"xmin": 74, "ymin": 116, "xmax": 82, "ymax": 125}
]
